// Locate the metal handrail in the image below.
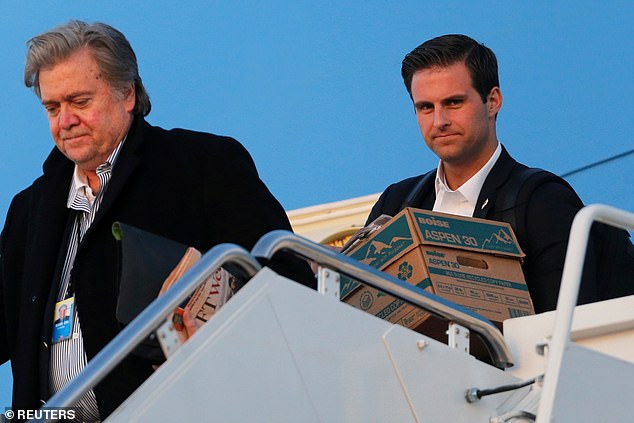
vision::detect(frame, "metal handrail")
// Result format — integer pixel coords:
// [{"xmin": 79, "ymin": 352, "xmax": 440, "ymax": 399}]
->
[
  {"xmin": 251, "ymin": 230, "xmax": 514, "ymax": 369},
  {"xmin": 34, "ymin": 244, "xmax": 261, "ymax": 423},
  {"xmin": 536, "ymin": 204, "xmax": 634, "ymax": 423}
]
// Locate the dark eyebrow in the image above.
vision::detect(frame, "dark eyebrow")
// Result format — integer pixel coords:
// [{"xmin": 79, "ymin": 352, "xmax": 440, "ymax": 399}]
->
[
  {"xmin": 41, "ymin": 90, "xmax": 93, "ymax": 105},
  {"xmin": 413, "ymin": 100, "xmax": 432, "ymax": 109},
  {"xmin": 442, "ymin": 95, "xmax": 467, "ymax": 104}
]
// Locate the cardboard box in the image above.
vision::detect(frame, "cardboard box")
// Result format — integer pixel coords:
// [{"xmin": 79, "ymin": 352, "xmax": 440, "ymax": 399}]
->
[{"xmin": 341, "ymin": 208, "xmax": 534, "ymax": 329}]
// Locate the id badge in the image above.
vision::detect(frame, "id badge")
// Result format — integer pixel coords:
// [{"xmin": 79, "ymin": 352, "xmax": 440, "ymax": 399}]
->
[{"xmin": 52, "ymin": 297, "xmax": 75, "ymax": 343}]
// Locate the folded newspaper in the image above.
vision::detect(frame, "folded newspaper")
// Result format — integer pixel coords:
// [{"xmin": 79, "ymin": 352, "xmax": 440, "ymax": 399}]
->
[{"xmin": 156, "ymin": 247, "xmax": 239, "ymax": 356}]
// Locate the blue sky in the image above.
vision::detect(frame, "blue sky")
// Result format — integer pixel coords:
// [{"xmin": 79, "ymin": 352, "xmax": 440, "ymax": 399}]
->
[{"xmin": 1, "ymin": 1, "xmax": 632, "ymax": 408}]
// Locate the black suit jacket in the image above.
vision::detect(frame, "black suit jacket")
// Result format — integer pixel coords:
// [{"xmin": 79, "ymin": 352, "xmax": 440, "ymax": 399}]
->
[
  {"xmin": 0, "ymin": 117, "xmax": 311, "ymax": 417},
  {"xmin": 367, "ymin": 146, "xmax": 599, "ymax": 314}
]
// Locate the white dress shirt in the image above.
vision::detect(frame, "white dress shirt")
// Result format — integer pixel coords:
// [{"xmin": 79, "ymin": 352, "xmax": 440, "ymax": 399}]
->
[{"xmin": 433, "ymin": 143, "xmax": 502, "ymax": 217}]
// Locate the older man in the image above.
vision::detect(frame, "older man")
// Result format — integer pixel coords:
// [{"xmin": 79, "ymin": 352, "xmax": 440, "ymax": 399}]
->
[{"xmin": 0, "ymin": 20, "xmax": 310, "ymax": 420}]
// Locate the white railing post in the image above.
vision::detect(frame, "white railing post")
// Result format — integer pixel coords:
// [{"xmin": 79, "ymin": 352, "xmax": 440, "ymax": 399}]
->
[{"xmin": 536, "ymin": 204, "xmax": 634, "ymax": 422}]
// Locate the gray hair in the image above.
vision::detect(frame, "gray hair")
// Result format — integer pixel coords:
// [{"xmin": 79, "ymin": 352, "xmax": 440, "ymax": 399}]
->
[{"xmin": 24, "ymin": 20, "xmax": 151, "ymax": 116}]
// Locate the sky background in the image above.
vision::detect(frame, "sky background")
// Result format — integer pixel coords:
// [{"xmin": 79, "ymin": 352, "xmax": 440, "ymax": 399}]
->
[{"xmin": 1, "ymin": 0, "xmax": 632, "ymax": 409}]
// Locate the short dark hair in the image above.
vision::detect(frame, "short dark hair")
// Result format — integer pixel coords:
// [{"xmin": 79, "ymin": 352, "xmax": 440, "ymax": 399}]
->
[
  {"xmin": 24, "ymin": 20, "xmax": 151, "ymax": 116},
  {"xmin": 401, "ymin": 34, "xmax": 499, "ymax": 103}
]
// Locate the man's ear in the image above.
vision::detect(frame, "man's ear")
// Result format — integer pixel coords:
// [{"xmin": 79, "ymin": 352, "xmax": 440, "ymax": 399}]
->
[
  {"xmin": 487, "ymin": 87, "xmax": 502, "ymax": 117},
  {"xmin": 124, "ymin": 84, "xmax": 136, "ymax": 114}
]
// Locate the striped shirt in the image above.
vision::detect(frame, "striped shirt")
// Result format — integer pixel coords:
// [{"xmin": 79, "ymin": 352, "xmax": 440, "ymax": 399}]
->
[{"xmin": 50, "ymin": 139, "xmax": 125, "ymax": 422}]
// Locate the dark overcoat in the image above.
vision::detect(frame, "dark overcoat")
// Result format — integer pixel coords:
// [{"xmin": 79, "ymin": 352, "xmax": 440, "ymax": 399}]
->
[{"xmin": 0, "ymin": 117, "xmax": 310, "ymax": 417}]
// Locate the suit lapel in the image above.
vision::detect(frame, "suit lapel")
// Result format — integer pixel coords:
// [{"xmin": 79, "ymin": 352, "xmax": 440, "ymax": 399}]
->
[
  {"xmin": 413, "ymin": 170, "xmax": 437, "ymax": 210},
  {"xmin": 472, "ymin": 146, "xmax": 518, "ymax": 218},
  {"xmin": 80, "ymin": 118, "xmax": 144, "ymax": 246}
]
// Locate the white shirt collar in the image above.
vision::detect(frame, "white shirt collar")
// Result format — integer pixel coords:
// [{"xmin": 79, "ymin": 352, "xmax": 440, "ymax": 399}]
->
[
  {"xmin": 433, "ymin": 142, "xmax": 502, "ymax": 216},
  {"xmin": 69, "ymin": 168, "xmax": 96, "ymax": 209},
  {"xmin": 67, "ymin": 137, "xmax": 126, "ymax": 210}
]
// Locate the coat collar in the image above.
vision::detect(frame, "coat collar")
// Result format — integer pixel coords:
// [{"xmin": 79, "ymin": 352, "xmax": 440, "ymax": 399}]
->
[{"xmin": 81, "ymin": 116, "xmax": 144, "ymax": 243}]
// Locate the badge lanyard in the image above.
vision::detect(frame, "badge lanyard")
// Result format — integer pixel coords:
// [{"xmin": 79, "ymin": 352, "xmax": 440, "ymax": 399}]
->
[{"xmin": 52, "ymin": 218, "xmax": 84, "ymax": 344}]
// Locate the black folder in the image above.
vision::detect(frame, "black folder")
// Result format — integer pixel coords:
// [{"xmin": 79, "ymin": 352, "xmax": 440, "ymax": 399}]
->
[{"xmin": 112, "ymin": 222, "xmax": 188, "ymax": 324}]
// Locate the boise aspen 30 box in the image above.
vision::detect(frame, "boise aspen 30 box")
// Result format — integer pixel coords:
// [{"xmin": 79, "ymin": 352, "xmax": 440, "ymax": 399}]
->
[{"xmin": 341, "ymin": 208, "xmax": 534, "ymax": 329}]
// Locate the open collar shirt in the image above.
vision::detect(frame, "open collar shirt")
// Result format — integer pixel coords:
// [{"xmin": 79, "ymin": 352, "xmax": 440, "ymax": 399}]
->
[
  {"xmin": 433, "ymin": 142, "xmax": 502, "ymax": 217},
  {"xmin": 49, "ymin": 138, "xmax": 126, "ymax": 422}
]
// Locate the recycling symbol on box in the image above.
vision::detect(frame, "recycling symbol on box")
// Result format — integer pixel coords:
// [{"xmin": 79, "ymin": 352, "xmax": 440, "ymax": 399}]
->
[
  {"xmin": 360, "ymin": 291, "xmax": 374, "ymax": 310},
  {"xmin": 397, "ymin": 261, "xmax": 413, "ymax": 281}
]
